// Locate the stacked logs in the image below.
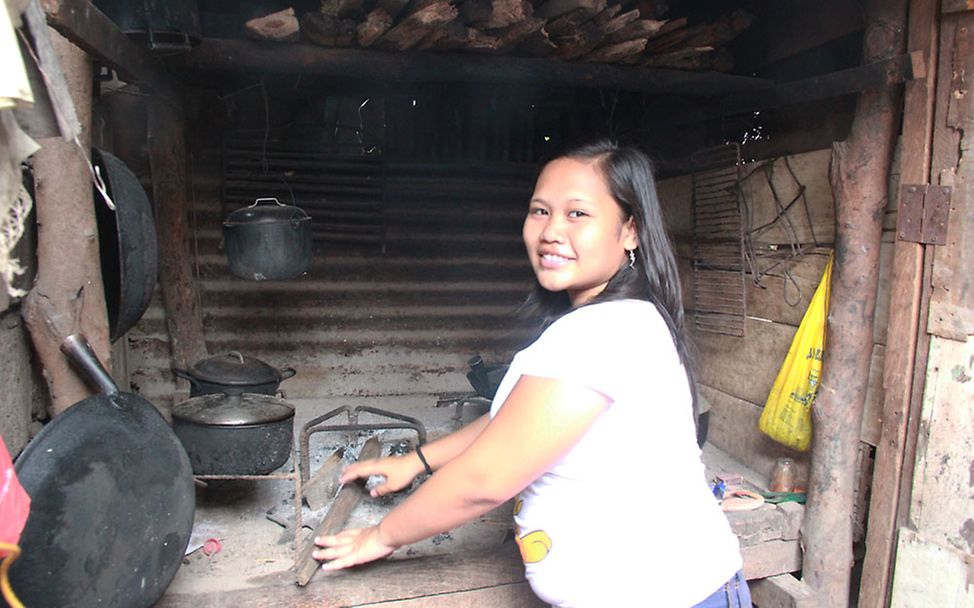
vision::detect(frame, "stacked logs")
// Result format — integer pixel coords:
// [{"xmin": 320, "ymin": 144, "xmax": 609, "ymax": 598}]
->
[{"xmin": 243, "ymin": 2, "xmax": 753, "ymax": 71}]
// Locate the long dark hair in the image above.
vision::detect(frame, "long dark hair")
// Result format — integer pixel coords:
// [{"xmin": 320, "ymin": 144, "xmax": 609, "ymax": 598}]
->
[{"xmin": 521, "ymin": 140, "xmax": 699, "ymax": 422}]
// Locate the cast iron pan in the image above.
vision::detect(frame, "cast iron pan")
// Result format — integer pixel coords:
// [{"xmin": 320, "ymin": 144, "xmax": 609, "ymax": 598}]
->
[{"xmin": 9, "ymin": 334, "xmax": 195, "ymax": 607}]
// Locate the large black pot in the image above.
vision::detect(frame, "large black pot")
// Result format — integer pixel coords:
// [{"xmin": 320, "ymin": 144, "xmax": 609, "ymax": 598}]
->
[
  {"xmin": 223, "ymin": 198, "xmax": 312, "ymax": 281},
  {"xmin": 173, "ymin": 351, "xmax": 296, "ymax": 397},
  {"xmin": 172, "ymin": 392, "xmax": 295, "ymax": 475},
  {"xmin": 92, "ymin": 148, "xmax": 158, "ymax": 343}
]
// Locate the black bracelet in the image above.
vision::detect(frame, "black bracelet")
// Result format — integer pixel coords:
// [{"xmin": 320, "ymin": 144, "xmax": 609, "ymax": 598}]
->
[{"xmin": 414, "ymin": 445, "xmax": 434, "ymax": 476}]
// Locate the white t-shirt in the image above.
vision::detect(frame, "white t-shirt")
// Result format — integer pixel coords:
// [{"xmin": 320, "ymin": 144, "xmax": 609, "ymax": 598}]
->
[{"xmin": 489, "ymin": 299, "xmax": 742, "ymax": 607}]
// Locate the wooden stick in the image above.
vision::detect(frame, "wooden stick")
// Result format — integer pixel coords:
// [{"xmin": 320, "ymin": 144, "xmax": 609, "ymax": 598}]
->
[
  {"xmin": 302, "ymin": 447, "xmax": 347, "ymax": 511},
  {"xmin": 295, "ymin": 437, "xmax": 382, "ymax": 587}
]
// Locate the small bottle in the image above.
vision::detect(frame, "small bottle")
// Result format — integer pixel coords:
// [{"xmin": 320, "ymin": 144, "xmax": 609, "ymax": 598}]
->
[{"xmin": 769, "ymin": 457, "xmax": 796, "ymax": 492}]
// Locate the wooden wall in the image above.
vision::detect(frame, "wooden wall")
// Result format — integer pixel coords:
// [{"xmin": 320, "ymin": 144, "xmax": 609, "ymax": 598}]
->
[{"xmin": 658, "ymin": 147, "xmax": 895, "ymax": 493}]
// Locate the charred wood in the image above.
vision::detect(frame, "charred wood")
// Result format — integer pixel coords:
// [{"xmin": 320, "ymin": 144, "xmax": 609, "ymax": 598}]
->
[{"xmin": 302, "ymin": 11, "xmax": 357, "ymax": 47}]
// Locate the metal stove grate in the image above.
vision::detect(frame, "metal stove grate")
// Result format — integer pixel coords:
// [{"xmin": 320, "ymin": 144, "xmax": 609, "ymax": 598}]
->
[{"xmin": 691, "ymin": 144, "xmax": 746, "ymax": 337}]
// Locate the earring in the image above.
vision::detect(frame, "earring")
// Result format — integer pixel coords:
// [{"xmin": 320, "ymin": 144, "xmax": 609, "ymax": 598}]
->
[{"xmin": 627, "ymin": 249, "xmax": 636, "ymax": 269}]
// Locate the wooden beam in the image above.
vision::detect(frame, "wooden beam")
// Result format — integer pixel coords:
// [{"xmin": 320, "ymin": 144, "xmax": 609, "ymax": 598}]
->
[
  {"xmin": 801, "ymin": 0, "xmax": 907, "ymax": 604},
  {"xmin": 179, "ymin": 38, "xmax": 771, "ymax": 96},
  {"xmin": 857, "ymin": 0, "xmax": 940, "ymax": 604},
  {"xmin": 39, "ymin": 0, "xmax": 177, "ymax": 98},
  {"xmin": 750, "ymin": 573, "xmax": 820, "ymax": 608},
  {"xmin": 659, "ymin": 52, "xmax": 921, "ymax": 127}
]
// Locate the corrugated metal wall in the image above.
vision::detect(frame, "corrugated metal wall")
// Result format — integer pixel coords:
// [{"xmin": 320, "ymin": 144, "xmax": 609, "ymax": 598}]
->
[{"xmin": 127, "ymin": 158, "xmax": 540, "ymax": 410}]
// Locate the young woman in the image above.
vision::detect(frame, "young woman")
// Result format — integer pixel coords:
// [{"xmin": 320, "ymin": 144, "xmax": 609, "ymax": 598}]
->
[{"xmin": 314, "ymin": 140, "xmax": 749, "ymax": 607}]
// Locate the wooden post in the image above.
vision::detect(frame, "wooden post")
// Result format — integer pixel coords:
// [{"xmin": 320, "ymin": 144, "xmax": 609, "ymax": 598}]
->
[
  {"xmin": 857, "ymin": 0, "xmax": 939, "ymax": 605},
  {"xmin": 147, "ymin": 97, "xmax": 208, "ymax": 370},
  {"xmin": 802, "ymin": 0, "xmax": 907, "ymax": 605},
  {"xmin": 21, "ymin": 28, "xmax": 111, "ymax": 415}
]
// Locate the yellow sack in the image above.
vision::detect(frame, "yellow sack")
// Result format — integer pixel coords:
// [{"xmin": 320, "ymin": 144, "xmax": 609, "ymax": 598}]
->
[{"xmin": 758, "ymin": 254, "xmax": 833, "ymax": 452}]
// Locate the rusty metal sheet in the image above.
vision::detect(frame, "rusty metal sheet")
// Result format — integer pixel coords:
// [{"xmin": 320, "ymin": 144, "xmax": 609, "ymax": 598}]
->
[{"xmin": 897, "ymin": 184, "xmax": 925, "ymax": 243}]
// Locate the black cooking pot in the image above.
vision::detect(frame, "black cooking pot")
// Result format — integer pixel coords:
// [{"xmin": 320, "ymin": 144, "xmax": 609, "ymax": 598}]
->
[
  {"xmin": 172, "ymin": 351, "xmax": 296, "ymax": 397},
  {"xmin": 223, "ymin": 198, "xmax": 312, "ymax": 281},
  {"xmin": 466, "ymin": 355, "xmax": 508, "ymax": 400},
  {"xmin": 172, "ymin": 392, "xmax": 295, "ymax": 475}
]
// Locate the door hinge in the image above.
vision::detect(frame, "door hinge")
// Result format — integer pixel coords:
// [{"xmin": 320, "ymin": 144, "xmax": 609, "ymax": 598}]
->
[{"xmin": 897, "ymin": 184, "xmax": 951, "ymax": 245}]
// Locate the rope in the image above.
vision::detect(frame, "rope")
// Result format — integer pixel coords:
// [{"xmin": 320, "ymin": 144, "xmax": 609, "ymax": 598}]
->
[{"xmin": 0, "ymin": 542, "xmax": 25, "ymax": 608}]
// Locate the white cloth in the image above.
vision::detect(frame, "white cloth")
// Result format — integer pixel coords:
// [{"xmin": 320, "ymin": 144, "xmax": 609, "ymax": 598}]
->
[{"xmin": 490, "ymin": 299, "xmax": 742, "ymax": 607}]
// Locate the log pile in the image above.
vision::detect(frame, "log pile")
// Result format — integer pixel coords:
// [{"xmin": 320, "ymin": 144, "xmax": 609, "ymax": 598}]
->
[{"xmin": 243, "ymin": 1, "xmax": 754, "ymax": 71}]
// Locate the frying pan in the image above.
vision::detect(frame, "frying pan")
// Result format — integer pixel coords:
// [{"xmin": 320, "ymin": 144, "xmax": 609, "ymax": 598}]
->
[{"xmin": 8, "ymin": 334, "xmax": 195, "ymax": 607}]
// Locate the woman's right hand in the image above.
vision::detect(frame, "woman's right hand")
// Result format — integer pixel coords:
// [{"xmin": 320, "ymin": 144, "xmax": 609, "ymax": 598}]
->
[{"xmin": 340, "ymin": 453, "xmax": 424, "ymax": 498}]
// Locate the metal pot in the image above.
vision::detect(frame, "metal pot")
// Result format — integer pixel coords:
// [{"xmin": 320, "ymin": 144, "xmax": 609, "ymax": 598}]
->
[
  {"xmin": 172, "ymin": 351, "xmax": 296, "ymax": 397},
  {"xmin": 223, "ymin": 197, "xmax": 312, "ymax": 281},
  {"xmin": 172, "ymin": 392, "xmax": 295, "ymax": 475}
]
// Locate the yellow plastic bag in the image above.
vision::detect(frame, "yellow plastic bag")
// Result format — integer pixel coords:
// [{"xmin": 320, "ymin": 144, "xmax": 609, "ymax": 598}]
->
[{"xmin": 758, "ymin": 254, "xmax": 833, "ymax": 452}]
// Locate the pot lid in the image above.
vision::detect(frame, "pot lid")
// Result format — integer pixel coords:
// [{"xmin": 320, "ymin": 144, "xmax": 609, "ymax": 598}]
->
[
  {"xmin": 223, "ymin": 198, "xmax": 310, "ymax": 226},
  {"xmin": 172, "ymin": 393, "xmax": 295, "ymax": 426},
  {"xmin": 187, "ymin": 351, "xmax": 281, "ymax": 385}
]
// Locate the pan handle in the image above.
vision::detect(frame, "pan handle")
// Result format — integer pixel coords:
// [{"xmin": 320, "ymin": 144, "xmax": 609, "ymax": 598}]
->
[{"xmin": 61, "ymin": 334, "xmax": 120, "ymax": 397}]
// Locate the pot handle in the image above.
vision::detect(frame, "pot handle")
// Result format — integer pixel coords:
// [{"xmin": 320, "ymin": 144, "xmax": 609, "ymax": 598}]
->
[
  {"xmin": 172, "ymin": 367, "xmax": 199, "ymax": 388},
  {"xmin": 250, "ymin": 197, "xmax": 285, "ymax": 208},
  {"xmin": 279, "ymin": 367, "xmax": 297, "ymax": 380},
  {"xmin": 61, "ymin": 334, "xmax": 119, "ymax": 397}
]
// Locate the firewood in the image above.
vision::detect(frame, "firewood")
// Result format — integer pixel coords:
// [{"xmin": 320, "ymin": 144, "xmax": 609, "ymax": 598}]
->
[
  {"xmin": 320, "ymin": 0, "xmax": 364, "ymax": 19},
  {"xmin": 417, "ymin": 17, "xmax": 469, "ymax": 50},
  {"xmin": 459, "ymin": 0, "xmax": 493, "ymax": 24},
  {"xmin": 470, "ymin": 0, "xmax": 534, "ymax": 29},
  {"xmin": 646, "ymin": 10, "xmax": 751, "ymax": 53},
  {"xmin": 591, "ymin": 4, "xmax": 621, "ymax": 27},
  {"xmin": 516, "ymin": 27, "xmax": 556, "ymax": 56},
  {"xmin": 356, "ymin": 8, "xmax": 393, "ymax": 47},
  {"xmin": 374, "ymin": 2, "xmax": 459, "ymax": 50},
  {"xmin": 551, "ymin": 21, "xmax": 602, "ymax": 59},
  {"xmin": 633, "ymin": 0, "xmax": 668, "ymax": 20},
  {"xmin": 244, "ymin": 8, "xmax": 301, "ymax": 42},
  {"xmin": 301, "ymin": 11, "xmax": 357, "ymax": 46},
  {"xmin": 654, "ymin": 15, "xmax": 686, "ymax": 36},
  {"xmin": 641, "ymin": 45, "xmax": 713, "ymax": 69},
  {"xmin": 463, "ymin": 27, "xmax": 505, "ymax": 52},
  {"xmin": 301, "ymin": 448, "xmax": 346, "ymax": 511},
  {"xmin": 534, "ymin": 0, "xmax": 604, "ymax": 21},
  {"xmin": 488, "ymin": 16, "xmax": 546, "ymax": 52},
  {"xmin": 546, "ymin": 1, "xmax": 605, "ymax": 36},
  {"xmin": 583, "ymin": 37, "xmax": 646, "ymax": 63},
  {"xmin": 598, "ymin": 8, "xmax": 639, "ymax": 36},
  {"xmin": 604, "ymin": 18, "xmax": 666, "ymax": 44},
  {"xmin": 377, "ymin": 0, "xmax": 411, "ymax": 21}
]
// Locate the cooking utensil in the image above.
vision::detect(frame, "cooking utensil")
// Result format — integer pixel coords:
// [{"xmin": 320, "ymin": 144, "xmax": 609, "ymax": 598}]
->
[
  {"xmin": 171, "ymin": 392, "xmax": 295, "ymax": 475},
  {"xmin": 222, "ymin": 197, "xmax": 312, "ymax": 281},
  {"xmin": 465, "ymin": 355, "xmax": 507, "ymax": 400},
  {"xmin": 10, "ymin": 334, "xmax": 194, "ymax": 608},
  {"xmin": 172, "ymin": 350, "xmax": 297, "ymax": 397},
  {"xmin": 92, "ymin": 148, "xmax": 158, "ymax": 343}
]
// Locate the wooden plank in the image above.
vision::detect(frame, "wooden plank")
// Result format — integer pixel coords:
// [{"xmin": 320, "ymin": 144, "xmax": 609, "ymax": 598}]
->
[
  {"xmin": 156, "ymin": 543, "xmax": 532, "ymax": 607},
  {"xmin": 928, "ymin": 12, "xmax": 974, "ymax": 340},
  {"xmin": 700, "ymin": 385, "xmax": 809, "ymax": 482},
  {"xmin": 182, "ymin": 39, "xmax": 772, "ymax": 96},
  {"xmin": 40, "ymin": 0, "xmax": 176, "ymax": 98},
  {"xmin": 692, "ymin": 317, "xmax": 795, "ymax": 406},
  {"xmin": 295, "ymin": 437, "xmax": 381, "ymax": 586},
  {"xmin": 858, "ymin": 0, "xmax": 941, "ymax": 603},
  {"xmin": 750, "ymin": 573, "xmax": 820, "ymax": 608},
  {"xmin": 742, "ymin": 540, "xmax": 802, "ymax": 580},
  {"xmin": 353, "ymin": 582, "xmax": 547, "ymax": 607}
]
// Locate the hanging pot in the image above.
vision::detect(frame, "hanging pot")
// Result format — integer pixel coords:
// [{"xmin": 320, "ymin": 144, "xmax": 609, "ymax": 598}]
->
[
  {"xmin": 222, "ymin": 197, "xmax": 312, "ymax": 281},
  {"xmin": 172, "ymin": 392, "xmax": 295, "ymax": 475},
  {"xmin": 172, "ymin": 351, "xmax": 296, "ymax": 397}
]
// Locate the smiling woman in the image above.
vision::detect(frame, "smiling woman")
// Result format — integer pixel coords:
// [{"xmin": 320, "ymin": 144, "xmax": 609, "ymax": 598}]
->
[{"xmin": 313, "ymin": 140, "xmax": 748, "ymax": 608}]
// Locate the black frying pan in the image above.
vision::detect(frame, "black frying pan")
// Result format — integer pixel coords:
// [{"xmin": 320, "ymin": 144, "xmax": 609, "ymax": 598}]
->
[{"xmin": 9, "ymin": 334, "xmax": 195, "ymax": 607}]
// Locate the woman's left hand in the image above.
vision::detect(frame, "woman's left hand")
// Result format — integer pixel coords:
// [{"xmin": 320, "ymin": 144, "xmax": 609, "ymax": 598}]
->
[{"xmin": 313, "ymin": 525, "xmax": 397, "ymax": 571}]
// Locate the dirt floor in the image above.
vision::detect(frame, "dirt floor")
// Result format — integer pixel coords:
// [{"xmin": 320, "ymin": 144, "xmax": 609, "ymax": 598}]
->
[{"xmin": 161, "ymin": 394, "xmax": 511, "ymax": 599}]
